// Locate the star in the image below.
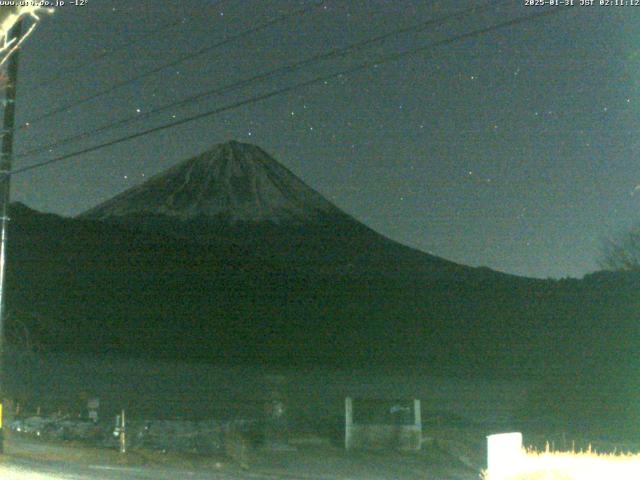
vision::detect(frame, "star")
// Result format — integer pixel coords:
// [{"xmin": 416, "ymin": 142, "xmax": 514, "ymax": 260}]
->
[{"xmin": 517, "ymin": 208, "xmax": 527, "ymax": 220}]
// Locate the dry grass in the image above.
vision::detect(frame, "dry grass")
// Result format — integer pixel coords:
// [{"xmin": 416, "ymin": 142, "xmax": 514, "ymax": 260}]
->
[{"xmin": 483, "ymin": 446, "xmax": 640, "ymax": 480}]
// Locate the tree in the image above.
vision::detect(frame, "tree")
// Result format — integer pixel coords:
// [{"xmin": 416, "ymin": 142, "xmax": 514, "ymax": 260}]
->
[{"xmin": 600, "ymin": 224, "xmax": 640, "ymax": 272}]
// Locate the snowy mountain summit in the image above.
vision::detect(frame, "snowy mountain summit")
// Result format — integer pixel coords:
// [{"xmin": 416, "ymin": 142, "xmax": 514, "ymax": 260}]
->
[{"xmin": 81, "ymin": 141, "xmax": 339, "ymax": 224}]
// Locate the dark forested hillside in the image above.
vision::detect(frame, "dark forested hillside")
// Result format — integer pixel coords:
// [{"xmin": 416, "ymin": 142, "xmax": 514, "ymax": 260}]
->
[{"xmin": 6, "ymin": 202, "xmax": 639, "ymax": 387}]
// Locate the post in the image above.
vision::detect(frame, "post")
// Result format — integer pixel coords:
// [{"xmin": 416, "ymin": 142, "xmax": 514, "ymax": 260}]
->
[
  {"xmin": 119, "ymin": 409, "xmax": 126, "ymax": 453},
  {"xmin": 0, "ymin": 19, "xmax": 22, "ymax": 455},
  {"xmin": 413, "ymin": 398, "xmax": 422, "ymax": 450},
  {"xmin": 264, "ymin": 374, "xmax": 289, "ymax": 450},
  {"xmin": 87, "ymin": 397, "xmax": 99, "ymax": 423},
  {"xmin": 344, "ymin": 397, "xmax": 353, "ymax": 450}
]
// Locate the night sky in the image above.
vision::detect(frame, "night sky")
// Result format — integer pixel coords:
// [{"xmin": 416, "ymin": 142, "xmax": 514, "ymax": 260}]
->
[{"xmin": 6, "ymin": 0, "xmax": 639, "ymax": 279}]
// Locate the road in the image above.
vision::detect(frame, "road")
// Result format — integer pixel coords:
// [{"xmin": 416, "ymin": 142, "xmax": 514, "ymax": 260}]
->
[
  {"xmin": 1, "ymin": 434, "xmax": 480, "ymax": 479},
  {"xmin": 0, "ymin": 455, "xmax": 479, "ymax": 480},
  {"xmin": 1, "ymin": 457, "xmax": 260, "ymax": 480}
]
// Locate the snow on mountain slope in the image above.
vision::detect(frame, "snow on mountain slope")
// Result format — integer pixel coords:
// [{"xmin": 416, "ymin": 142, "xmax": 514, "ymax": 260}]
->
[{"xmin": 80, "ymin": 141, "xmax": 340, "ymax": 224}]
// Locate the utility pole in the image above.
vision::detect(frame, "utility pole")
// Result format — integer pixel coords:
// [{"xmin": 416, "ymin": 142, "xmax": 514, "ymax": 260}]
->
[{"xmin": 0, "ymin": 19, "xmax": 23, "ymax": 454}]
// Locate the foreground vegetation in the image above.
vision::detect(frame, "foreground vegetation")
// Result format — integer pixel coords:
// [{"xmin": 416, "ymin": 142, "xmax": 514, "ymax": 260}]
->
[{"xmin": 483, "ymin": 446, "xmax": 640, "ymax": 480}]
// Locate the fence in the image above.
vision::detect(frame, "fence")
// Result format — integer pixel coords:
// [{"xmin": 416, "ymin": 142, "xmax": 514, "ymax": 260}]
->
[
  {"xmin": 5, "ymin": 394, "xmax": 273, "ymax": 456},
  {"xmin": 344, "ymin": 397, "xmax": 422, "ymax": 451}
]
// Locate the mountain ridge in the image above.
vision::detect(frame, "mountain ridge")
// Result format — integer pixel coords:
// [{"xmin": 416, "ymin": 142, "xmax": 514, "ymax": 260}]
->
[{"xmin": 80, "ymin": 141, "xmax": 342, "ymax": 225}]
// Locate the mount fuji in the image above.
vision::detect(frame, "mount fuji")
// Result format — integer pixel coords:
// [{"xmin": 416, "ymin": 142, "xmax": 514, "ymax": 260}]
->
[
  {"xmin": 81, "ymin": 141, "xmax": 341, "ymax": 225},
  {"xmin": 78, "ymin": 141, "xmax": 465, "ymax": 275}
]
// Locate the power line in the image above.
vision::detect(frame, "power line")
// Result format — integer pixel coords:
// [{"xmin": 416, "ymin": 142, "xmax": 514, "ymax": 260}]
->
[
  {"xmin": 16, "ymin": 0, "xmax": 503, "ymax": 161},
  {"xmin": 11, "ymin": 7, "xmax": 569, "ymax": 177},
  {"xmin": 27, "ymin": 1, "xmax": 227, "ymax": 89},
  {"xmin": 16, "ymin": 1, "xmax": 324, "ymax": 131}
]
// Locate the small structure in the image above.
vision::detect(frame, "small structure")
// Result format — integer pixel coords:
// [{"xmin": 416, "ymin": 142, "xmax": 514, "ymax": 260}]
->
[
  {"xmin": 486, "ymin": 432, "xmax": 523, "ymax": 480},
  {"xmin": 87, "ymin": 397, "xmax": 99, "ymax": 423},
  {"xmin": 344, "ymin": 397, "xmax": 421, "ymax": 451}
]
